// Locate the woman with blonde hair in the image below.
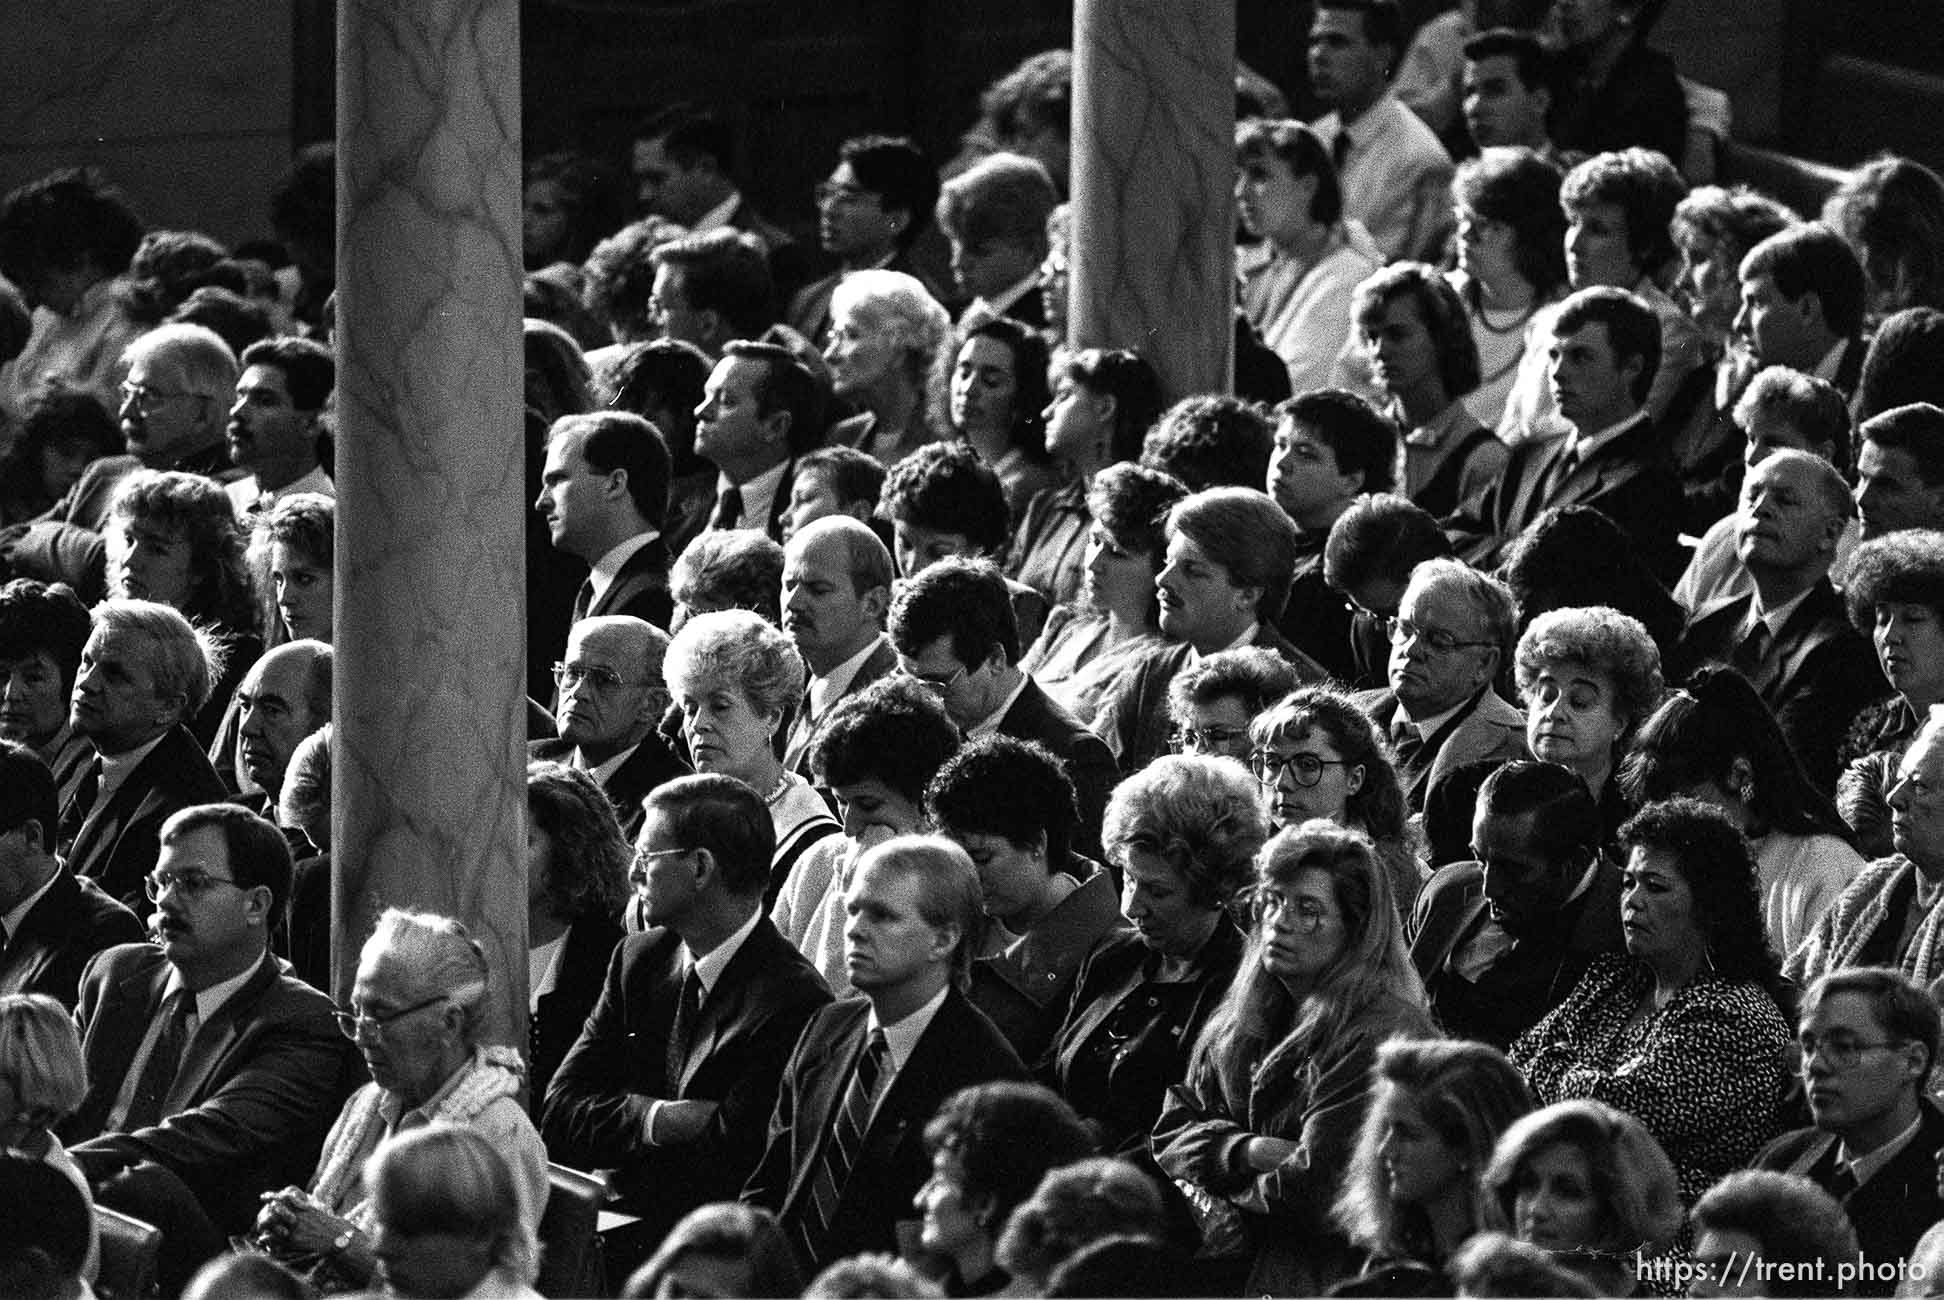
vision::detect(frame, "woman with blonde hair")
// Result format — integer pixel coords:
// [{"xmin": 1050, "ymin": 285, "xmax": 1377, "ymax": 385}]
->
[
  {"xmin": 363, "ymin": 1123, "xmax": 540, "ymax": 1298},
  {"xmin": 0, "ymin": 993, "xmax": 96, "ymax": 1281},
  {"xmin": 1153, "ymin": 821, "xmax": 1434, "ymax": 1295}
]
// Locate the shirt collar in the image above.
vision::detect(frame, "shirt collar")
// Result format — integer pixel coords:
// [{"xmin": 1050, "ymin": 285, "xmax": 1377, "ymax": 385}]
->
[
  {"xmin": 587, "ymin": 529, "xmax": 661, "ymax": 604},
  {"xmin": 690, "ymin": 190, "xmax": 743, "ymax": 234},
  {"xmin": 686, "ymin": 905, "xmax": 763, "ymax": 997},
  {"xmin": 811, "ymin": 634, "xmax": 888, "ymax": 719},
  {"xmin": 971, "ymin": 271, "xmax": 1040, "ymax": 321},
  {"xmin": 0, "ymin": 865, "xmax": 63, "ymax": 941},
  {"xmin": 378, "ymin": 1046, "xmax": 478, "ymax": 1128},
  {"xmin": 97, "ymin": 731, "xmax": 171, "ymax": 800},
  {"xmin": 1400, "ymin": 694, "xmax": 1471, "ymax": 739},
  {"xmin": 1188, "ymin": 622, "xmax": 1261, "ymax": 667},
  {"xmin": 968, "ymin": 671, "xmax": 1032, "ymax": 737},
  {"xmin": 1751, "ymin": 584, "xmax": 1816, "ymax": 636},
  {"xmin": 1565, "ymin": 410, "xmax": 1647, "ymax": 464},
  {"xmin": 716, "ymin": 458, "xmax": 790, "ymax": 534},
  {"xmin": 1403, "ymin": 399, "xmax": 1477, "ymax": 449},
  {"xmin": 869, "ymin": 981, "xmax": 951, "ymax": 1070},
  {"xmin": 167, "ymin": 949, "xmax": 270, "ymax": 1025},
  {"xmin": 575, "ymin": 740, "xmax": 641, "ymax": 787},
  {"xmin": 1839, "ymin": 1110, "xmax": 1925, "ymax": 1187}
]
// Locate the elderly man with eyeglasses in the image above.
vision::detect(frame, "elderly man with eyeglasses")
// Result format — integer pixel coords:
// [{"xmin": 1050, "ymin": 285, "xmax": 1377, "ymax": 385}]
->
[
  {"xmin": 62, "ymin": 802, "xmax": 351, "ymax": 1293},
  {"xmin": 251, "ymin": 907, "xmax": 549, "ymax": 1294}
]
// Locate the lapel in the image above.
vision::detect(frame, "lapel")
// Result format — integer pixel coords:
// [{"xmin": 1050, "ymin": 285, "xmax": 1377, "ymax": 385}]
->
[
  {"xmin": 166, "ymin": 952, "xmax": 279, "ymax": 1112},
  {"xmin": 1506, "ymin": 437, "xmax": 1569, "ymax": 533},
  {"xmin": 1554, "ymin": 414, "xmax": 1651, "ymax": 506},
  {"xmin": 1, "ymin": 869, "xmax": 79, "ymax": 988},
  {"xmin": 591, "ymin": 538, "xmax": 669, "ymax": 621},
  {"xmin": 677, "ymin": 918, "xmax": 773, "ymax": 1094},
  {"xmin": 68, "ymin": 726, "xmax": 190, "ymax": 872}
]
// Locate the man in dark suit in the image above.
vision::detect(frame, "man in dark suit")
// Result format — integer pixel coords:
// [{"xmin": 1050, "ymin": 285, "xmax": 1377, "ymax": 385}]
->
[
  {"xmin": 1355, "ymin": 557, "xmax": 1528, "ymax": 813},
  {"xmin": 227, "ymin": 639, "xmax": 330, "ymax": 817},
  {"xmin": 890, "ymin": 557, "xmax": 1117, "ymax": 861},
  {"xmin": 781, "ymin": 518, "xmax": 896, "ymax": 776},
  {"xmin": 0, "ymin": 741, "xmax": 141, "ymax": 1007},
  {"xmin": 1092, "ymin": 486, "xmax": 1324, "ymax": 778},
  {"xmin": 1755, "ymin": 968, "xmax": 1944, "ymax": 1296},
  {"xmin": 544, "ymin": 774, "xmax": 831, "ymax": 1274},
  {"xmin": 530, "ymin": 616, "xmax": 686, "ymax": 843},
  {"xmin": 743, "ymin": 834, "xmax": 1027, "ymax": 1273},
  {"xmin": 1410, "ymin": 761, "xmax": 1624, "ymax": 1050},
  {"xmin": 63, "ymin": 803, "xmax": 352, "ymax": 1290},
  {"xmin": 0, "ymin": 576, "xmax": 95, "ymax": 801},
  {"xmin": 1737, "ymin": 223, "xmax": 1871, "ymax": 402},
  {"xmin": 695, "ymin": 341, "xmax": 825, "ymax": 546},
  {"xmin": 1673, "ymin": 450, "xmax": 1887, "ymax": 788},
  {"xmin": 62, "ymin": 599, "xmax": 229, "ymax": 913},
  {"xmin": 1450, "ymin": 286, "xmax": 1683, "ymax": 581},
  {"xmin": 534, "ymin": 409, "xmax": 675, "ymax": 636},
  {"xmin": 935, "ymin": 152, "xmax": 1057, "ymax": 331},
  {"xmin": 788, "ymin": 135, "xmax": 943, "ymax": 348}
]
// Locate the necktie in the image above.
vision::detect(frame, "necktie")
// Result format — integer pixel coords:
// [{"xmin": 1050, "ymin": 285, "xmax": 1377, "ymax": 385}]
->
[
  {"xmin": 711, "ymin": 483, "xmax": 743, "ymax": 531},
  {"xmin": 571, "ymin": 576, "xmax": 595, "ymax": 624},
  {"xmin": 1389, "ymin": 718, "xmax": 1425, "ymax": 777},
  {"xmin": 59, "ymin": 756, "xmax": 102, "ymax": 848},
  {"xmin": 797, "ymin": 1029, "xmax": 890, "ymax": 1266},
  {"xmin": 1825, "ymin": 1158, "xmax": 1858, "ymax": 1202},
  {"xmin": 123, "ymin": 990, "xmax": 195, "ymax": 1131},
  {"xmin": 1544, "ymin": 442, "xmax": 1581, "ymax": 502},
  {"xmin": 1731, "ymin": 620, "xmax": 1771, "ymax": 684},
  {"xmin": 1332, "ymin": 129, "xmax": 1353, "ymax": 174},
  {"xmin": 666, "ymin": 968, "xmax": 703, "ymax": 1088}
]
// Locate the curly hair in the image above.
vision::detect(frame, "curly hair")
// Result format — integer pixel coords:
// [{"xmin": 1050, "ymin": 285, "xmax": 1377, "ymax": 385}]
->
[
  {"xmin": 1167, "ymin": 646, "xmax": 1304, "ymax": 728},
  {"xmin": 1483, "ymin": 1099, "xmax": 1684, "ymax": 1257},
  {"xmin": 923, "ymin": 1081, "xmax": 1094, "ymax": 1235},
  {"xmin": 936, "ymin": 318, "xmax": 1052, "ymax": 463},
  {"xmin": 106, "ymin": 469, "xmax": 255, "ymax": 632},
  {"xmin": 1670, "ymin": 186, "xmax": 1797, "ymax": 278},
  {"xmin": 1689, "ymin": 1171, "xmax": 1859, "ymax": 1297},
  {"xmin": 1087, "ymin": 462, "xmax": 1186, "ymax": 562},
  {"xmin": 1732, "ymin": 366, "xmax": 1853, "ymax": 473},
  {"xmin": 123, "ymin": 229, "xmax": 229, "ymax": 326},
  {"xmin": 1514, "ymin": 605, "xmax": 1664, "ymax": 739},
  {"xmin": 829, "ymin": 270, "xmax": 951, "ymax": 392},
  {"xmin": 1062, "ymin": 349, "xmax": 1166, "ymax": 465},
  {"xmin": 925, "ymin": 734, "xmax": 1078, "ymax": 868},
  {"xmin": 1560, "ymin": 148, "xmax": 1688, "ymax": 278},
  {"xmin": 1102, "ymin": 754, "xmax": 1271, "ymax": 909},
  {"xmin": 581, "ymin": 216, "xmax": 692, "ymax": 343},
  {"xmin": 810, "ymin": 675, "xmax": 960, "ymax": 803},
  {"xmin": 878, "ymin": 442, "xmax": 1012, "ymax": 558},
  {"xmin": 526, "ymin": 760, "xmax": 632, "ymax": 924},
  {"xmin": 1140, "ymin": 395, "xmax": 1274, "ymax": 493},
  {"xmin": 1841, "ymin": 528, "xmax": 1944, "ymax": 629},
  {"xmin": 664, "ymin": 607, "xmax": 805, "ymax": 719},
  {"xmin": 994, "ymin": 1158, "xmax": 1169, "ymax": 1291},
  {"xmin": 669, "ymin": 530, "xmax": 784, "ymax": 626},
  {"xmin": 1252, "ymin": 684, "xmax": 1410, "ymax": 851},
  {"xmin": 1351, "ymin": 263, "xmax": 1484, "ymax": 400},
  {"xmin": 1454, "ymin": 147, "xmax": 1569, "ymax": 301}
]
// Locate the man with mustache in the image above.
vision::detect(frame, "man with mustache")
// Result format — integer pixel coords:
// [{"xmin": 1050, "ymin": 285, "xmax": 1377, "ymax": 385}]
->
[{"xmin": 779, "ymin": 517, "xmax": 895, "ymax": 776}]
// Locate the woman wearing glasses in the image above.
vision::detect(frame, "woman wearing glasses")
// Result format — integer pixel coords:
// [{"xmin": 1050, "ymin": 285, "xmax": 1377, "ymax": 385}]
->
[
  {"xmin": 1164, "ymin": 646, "xmax": 1304, "ymax": 767},
  {"xmin": 251, "ymin": 909, "xmax": 548, "ymax": 1293},
  {"xmin": 1153, "ymin": 820, "xmax": 1433, "ymax": 1296},
  {"xmin": 824, "ymin": 269, "xmax": 951, "ymax": 470},
  {"xmin": 1249, "ymin": 684, "xmax": 1422, "ymax": 914}
]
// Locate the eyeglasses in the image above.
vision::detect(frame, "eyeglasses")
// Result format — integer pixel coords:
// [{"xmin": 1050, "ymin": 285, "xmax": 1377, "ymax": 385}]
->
[
  {"xmin": 815, "ymin": 182, "xmax": 879, "ymax": 208},
  {"xmin": 631, "ymin": 845, "xmax": 690, "ymax": 875},
  {"xmin": 552, "ymin": 662, "xmax": 646, "ymax": 692},
  {"xmin": 1385, "ymin": 616, "xmax": 1496, "ymax": 655},
  {"xmin": 118, "ymin": 381, "xmax": 203, "ymax": 411},
  {"xmin": 1172, "ymin": 724, "xmax": 1250, "ymax": 754},
  {"xmin": 144, "ymin": 867, "xmax": 243, "ymax": 901},
  {"xmin": 332, "ymin": 993, "xmax": 451, "ymax": 1042},
  {"xmin": 1250, "ymin": 749, "xmax": 1351, "ymax": 787},
  {"xmin": 901, "ymin": 663, "xmax": 968, "ymax": 696},
  {"xmin": 1251, "ymin": 889, "xmax": 1331, "ymax": 931},
  {"xmin": 1797, "ymin": 1032, "xmax": 1906, "ymax": 1072}
]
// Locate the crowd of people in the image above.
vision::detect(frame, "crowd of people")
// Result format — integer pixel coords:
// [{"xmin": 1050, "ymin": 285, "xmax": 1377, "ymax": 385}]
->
[{"xmin": 5, "ymin": 0, "xmax": 1944, "ymax": 1296}]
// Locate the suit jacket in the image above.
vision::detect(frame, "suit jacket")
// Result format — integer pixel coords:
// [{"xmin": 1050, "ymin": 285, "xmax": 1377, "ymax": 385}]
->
[
  {"xmin": 1672, "ymin": 580, "xmax": 1889, "ymax": 790},
  {"xmin": 742, "ymin": 986, "xmax": 1027, "ymax": 1272},
  {"xmin": 1092, "ymin": 624, "xmax": 1327, "ymax": 779},
  {"xmin": 66, "ymin": 724, "xmax": 231, "ymax": 914},
  {"xmin": 1449, "ymin": 412, "xmax": 1684, "ymax": 582},
  {"xmin": 1353, "ymin": 686, "xmax": 1529, "ymax": 812},
  {"xmin": 528, "ymin": 912, "xmax": 625, "ymax": 1110},
  {"xmin": 783, "ymin": 637, "xmax": 899, "ymax": 777},
  {"xmin": 0, "ymin": 865, "xmax": 144, "ymax": 1009},
  {"xmin": 1754, "ymin": 1098, "xmax": 1944, "ymax": 1296},
  {"xmin": 529, "ymin": 733, "xmax": 689, "ymax": 841},
  {"xmin": 587, "ymin": 536, "xmax": 674, "ymax": 631},
  {"xmin": 998, "ymin": 677, "xmax": 1121, "ymax": 863},
  {"xmin": 727, "ymin": 198, "xmax": 812, "ymax": 308},
  {"xmin": 544, "ymin": 918, "xmax": 831, "ymax": 1239},
  {"xmin": 63, "ymin": 943, "xmax": 357, "ymax": 1233}
]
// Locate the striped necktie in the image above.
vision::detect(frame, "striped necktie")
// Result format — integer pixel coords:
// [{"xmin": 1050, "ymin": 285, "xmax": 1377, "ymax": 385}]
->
[{"xmin": 795, "ymin": 1028, "xmax": 890, "ymax": 1267}]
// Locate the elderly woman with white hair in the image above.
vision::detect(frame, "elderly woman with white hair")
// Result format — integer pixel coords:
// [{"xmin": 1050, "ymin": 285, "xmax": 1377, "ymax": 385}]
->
[
  {"xmin": 823, "ymin": 268, "xmax": 951, "ymax": 467},
  {"xmin": 665, "ymin": 608, "xmax": 839, "ymax": 908},
  {"xmin": 362, "ymin": 1124, "xmax": 542, "ymax": 1299},
  {"xmin": 250, "ymin": 909, "xmax": 549, "ymax": 1293}
]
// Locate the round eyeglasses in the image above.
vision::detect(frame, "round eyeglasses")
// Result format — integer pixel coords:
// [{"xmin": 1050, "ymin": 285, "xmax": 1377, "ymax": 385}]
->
[{"xmin": 1249, "ymin": 750, "xmax": 1350, "ymax": 788}]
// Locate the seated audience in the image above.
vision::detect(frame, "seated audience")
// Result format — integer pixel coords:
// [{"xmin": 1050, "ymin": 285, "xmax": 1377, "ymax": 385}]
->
[
  {"xmin": 522, "ymin": 760, "xmax": 629, "ymax": 1107},
  {"xmin": 226, "ymin": 638, "xmax": 330, "ymax": 814},
  {"xmin": 622, "ymin": 1202, "xmax": 804, "ymax": 1300},
  {"xmin": 1250, "ymin": 684, "xmax": 1421, "ymax": 911},
  {"xmin": 0, "ymin": 993, "xmax": 97, "ymax": 1283},
  {"xmin": 823, "ymin": 269, "xmax": 950, "ymax": 469},
  {"xmin": 532, "ymin": 409, "xmax": 675, "ymax": 632},
  {"xmin": 246, "ymin": 491, "xmax": 335, "ymax": 647},
  {"xmin": 359, "ymin": 1124, "xmax": 541, "ymax": 1300},
  {"xmin": 1459, "ymin": 29, "xmax": 1563, "ymax": 159},
  {"xmin": 1165, "ymin": 646, "xmax": 1303, "ymax": 767},
  {"xmin": 1450, "ymin": 147, "xmax": 1568, "ymax": 432},
  {"xmin": 1352, "ymin": 263, "xmax": 1507, "ymax": 519},
  {"xmin": 0, "ymin": 578, "xmax": 93, "ymax": 786},
  {"xmin": 927, "ymin": 735, "xmax": 1126, "ymax": 1063},
  {"xmin": 1153, "ymin": 820, "xmax": 1434, "ymax": 1295},
  {"xmin": 224, "ymin": 336, "xmax": 335, "ymax": 518},
  {"xmin": 939, "ymin": 317, "xmax": 1058, "ymax": 520},
  {"xmin": 647, "ymin": 228, "xmax": 780, "ymax": 362},
  {"xmin": 1330, "ymin": 1039, "xmax": 1535, "ymax": 1296},
  {"xmin": 0, "ymin": 1153, "xmax": 94, "ymax": 1300},
  {"xmin": 1510, "ymin": 799, "xmax": 1792, "ymax": 1203},
  {"xmin": 1754, "ymin": 966, "xmax": 1941, "ymax": 1298},
  {"xmin": 543, "ymin": 774, "xmax": 832, "ymax": 1272},
  {"xmin": 1625, "ymin": 666, "xmax": 1864, "ymax": 957},
  {"xmin": 1480, "ymin": 1099, "xmax": 1684, "ymax": 1294},
  {"xmin": 1855, "ymin": 402, "xmax": 1944, "ymax": 543},
  {"xmin": 1547, "ymin": 0, "xmax": 1686, "ymax": 164},
  {"xmin": 669, "ymin": 528, "xmax": 785, "ymax": 628},
  {"xmin": 993, "ymin": 1159, "xmax": 1172, "ymax": 1298},
  {"xmin": 1232, "ymin": 118, "xmax": 1383, "ymax": 395},
  {"xmin": 1514, "ymin": 605, "xmax": 1663, "ymax": 844},
  {"xmin": 1498, "ymin": 505, "xmax": 1685, "ymax": 663},
  {"xmin": 934, "ymin": 152, "xmax": 1058, "ymax": 330},
  {"xmin": 1734, "ymin": 223, "xmax": 1868, "ymax": 404},
  {"xmin": 665, "ymin": 608, "xmax": 838, "ymax": 907},
  {"xmin": 1020, "ymin": 462, "xmax": 1184, "ymax": 728},
  {"xmin": 782, "ymin": 445, "xmax": 889, "ymax": 543},
  {"xmin": 1823, "ymin": 155, "xmax": 1944, "ymax": 324},
  {"xmin": 694, "ymin": 340, "xmax": 826, "ymax": 544},
  {"xmin": 774, "ymin": 677, "xmax": 961, "ymax": 993},
  {"xmin": 1138, "ymin": 394, "xmax": 1275, "ymax": 494},
  {"xmin": 0, "ymin": 385, "xmax": 119, "ymax": 525},
  {"xmin": 606, "ymin": 337, "xmax": 714, "ymax": 555},
  {"xmin": 1856, "ymin": 310, "xmax": 1944, "ymax": 421},
  {"xmin": 1321, "ymin": 494, "xmax": 1452, "ymax": 689},
  {"xmin": 1412, "ymin": 761, "xmax": 1625, "ymax": 1050},
  {"xmin": 790, "ymin": 132, "xmax": 942, "ymax": 346},
  {"xmin": 912, "ymin": 1082, "xmax": 1094, "ymax": 1295},
  {"xmin": 778, "ymin": 516, "xmax": 896, "ymax": 776},
  {"xmin": 1047, "ymin": 755, "xmax": 1267, "ymax": 1156},
  {"xmin": 1689, "ymin": 1170, "xmax": 1860, "ymax": 1300}
]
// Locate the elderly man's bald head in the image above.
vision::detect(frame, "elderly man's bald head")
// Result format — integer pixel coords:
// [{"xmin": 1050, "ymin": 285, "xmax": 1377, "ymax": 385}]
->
[
  {"xmin": 786, "ymin": 515, "xmax": 894, "ymax": 594},
  {"xmin": 558, "ymin": 615, "xmax": 670, "ymax": 756},
  {"xmin": 236, "ymin": 638, "xmax": 331, "ymax": 797}
]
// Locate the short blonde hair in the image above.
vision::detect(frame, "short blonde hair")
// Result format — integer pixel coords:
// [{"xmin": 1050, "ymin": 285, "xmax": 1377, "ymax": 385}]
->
[
  {"xmin": 664, "ymin": 607, "xmax": 806, "ymax": 719},
  {"xmin": 829, "ymin": 270, "xmax": 951, "ymax": 387},
  {"xmin": 0, "ymin": 993, "xmax": 85, "ymax": 1123},
  {"xmin": 366, "ymin": 1124, "xmax": 537, "ymax": 1286}
]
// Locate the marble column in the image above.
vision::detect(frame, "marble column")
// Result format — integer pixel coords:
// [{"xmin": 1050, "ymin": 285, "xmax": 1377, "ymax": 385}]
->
[
  {"xmin": 1069, "ymin": 0, "xmax": 1237, "ymax": 401},
  {"xmin": 332, "ymin": 0, "xmax": 528, "ymax": 1049}
]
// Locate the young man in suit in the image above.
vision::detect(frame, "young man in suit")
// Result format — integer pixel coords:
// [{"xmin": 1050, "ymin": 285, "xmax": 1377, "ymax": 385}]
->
[
  {"xmin": 1736, "ymin": 223, "xmax": 1870, "ymax": 400},
  {"xmin": 534, "ymin": 410, "xmax": 675, "ymax": 634},
  {"xmin": 543, "ymin": 773, "xmax": 832, "ymax": 1274},
  {"xmin": 1755, "ymin": 968, "xmax": 1944, "ymax": 1296},
  {"xmin": 743, "ymin": 834, "xmax": 1026, "ymax": 1274}
]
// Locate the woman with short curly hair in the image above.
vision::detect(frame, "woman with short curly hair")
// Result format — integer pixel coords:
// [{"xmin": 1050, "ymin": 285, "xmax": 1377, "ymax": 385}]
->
[
  {"xmin": 825, "ymin": 269, "xmax": 951, "ymax": 469},
  {"xmin": 1047, "ymin": 755, "xmax": 1270, "ymax": 1155}
]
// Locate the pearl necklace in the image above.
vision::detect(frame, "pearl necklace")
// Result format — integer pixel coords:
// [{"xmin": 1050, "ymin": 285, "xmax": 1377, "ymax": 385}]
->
[{"xmin": 762, "ymin": 770, "xmax": 792, "ymax": 806}]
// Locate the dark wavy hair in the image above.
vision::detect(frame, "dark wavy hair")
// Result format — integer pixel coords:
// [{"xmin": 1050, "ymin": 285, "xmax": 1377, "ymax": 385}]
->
[
  {"xmin": 1252, "ymin": 684, "xmax": 1410, "ymax": 850},
  {"xmin": 1841, "ymin": 528, "xmax": 1944, "ymax": 630},
  {"xmin": 1454, "ymin": 147, "xmax": 1569, "ymax": 301},
  {"xmin": 1087, "ymin": 461, "xmax": 1187, "ymax": 562},
  {"xmin": 943, "ymin": 317, "xmax": 1053, "ymax": 463},
  {"xmin": 1101, "ymin": 754, "xmax": 1272, "ymax": 909},
  {"xmin": 526, "ymin": 760, "xmax": 633, "ymax": 923},
  {"xmin": 923, "ymin": 1082, "xmax": 1094, "ymax": 1237},
  {"xmin": 925, "ymin": 734, "xmax": 1078, "ymax": 869},
  {"xmin": 106, "ymin": 469, "xmax": 255, "ymax": 632},
  {"xmin": 809, "ymin": 675, "xmax": 961, "ymax": 804},
  {"xmin": 1062, "ymin": 348, "xmax": 1166, "ymax": 465}
]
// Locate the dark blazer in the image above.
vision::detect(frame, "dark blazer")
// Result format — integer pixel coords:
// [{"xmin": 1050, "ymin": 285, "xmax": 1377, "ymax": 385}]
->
[
  {"xmin": 1672, "ymin": 579, "xmax": 1889, "ymax": 790},
  {"xmin": 529, "ymin": 912, "xmax": 626, "ymax": 1110},
  {"xmin": 1754, "ymin": 1098, "xmax": 1944, "ymax": 1296},
  {"xmin": 784, "ymin": 637, "xmax": 899, "ymax": 778},
  {"xmin": 63, "ymin": 943, "xmax": 356, "ymax": 1233},
  {"xmin": 1353, "ymin": 686, "xmax": 1529, "ymax": 812},
  {"xmin": 529, "ymin": 734, "xmax": 689, "ymax": 842},
  {"xmin": 1092, "ymin": 624, "xmax": 1326, "ymax": 779},
  {"xmin": 1449, "ymin": 412, "xmax": 1684, "ymax": 582},
  {"xmin": 0, "ymin": 865, "xmax": 144, "ymax": 1008},
  {"xmin": 742, "ymin": 986, "xmax": 1027, "ymax": 1272},
  {"xmin": 587, "ymin": 536, "xmax": 674, "ymax": 631},
  {"xmin": 545, "ymin": 918, "xmax": 831, "ymax": 1239},
  {"xmin": 728, "ymin": 199, "xmax": 812, "ymax": 308},
  {"xmin": 66, "ymin": 724, "xmax": 231, "ymax": 915},
  {"xmin": 969, "ymin": 863, "xmax": 1128, "ymax": 1064},
  {"xmin": 998, "ymin": 677, "xmax": 1121, "ymax": 863}
]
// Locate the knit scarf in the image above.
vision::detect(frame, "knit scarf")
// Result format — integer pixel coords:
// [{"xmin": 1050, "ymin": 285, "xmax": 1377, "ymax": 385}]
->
[{"xmin": 1791, "ymin": 856, "xmax": 1944, "ymax": 986}]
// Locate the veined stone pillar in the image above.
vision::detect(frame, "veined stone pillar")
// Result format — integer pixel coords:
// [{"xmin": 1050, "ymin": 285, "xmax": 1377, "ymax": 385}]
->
[
  {"xmin": 1069, "ymin": 0, "xmax": 1237, "ymax": 400},
  {"xmin": 332, "ymin": 0, "xmax": 528, "ymax": 1047}
]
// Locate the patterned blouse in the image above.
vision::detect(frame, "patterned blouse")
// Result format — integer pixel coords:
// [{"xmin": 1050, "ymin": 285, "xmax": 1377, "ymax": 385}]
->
[{"xmin": 1510, "ymin": 954, "xmax": 1791, "ymax": 1204}]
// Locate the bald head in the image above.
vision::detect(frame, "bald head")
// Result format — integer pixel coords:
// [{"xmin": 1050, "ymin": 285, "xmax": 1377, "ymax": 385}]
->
[
  {"xmin": 236, "ymin": 639, "xmax": 331, "ymax": 797},
  {"xmin": 782, "ymin": 516, "xmax": 893, "ymax": 674},
  {"xmin": 1736, "ymin": 448, "xmax": 1851, "ymax": 591},
  {"xmin": 558, "ymin": 616, "xmax": 671, "ymax": 758}
]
